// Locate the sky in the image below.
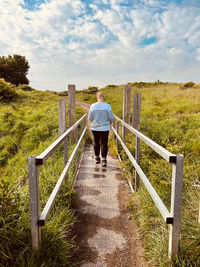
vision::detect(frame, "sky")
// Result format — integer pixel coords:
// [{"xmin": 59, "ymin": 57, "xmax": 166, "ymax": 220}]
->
[{"xmin": 0, "ymin": 0, "xmax": 200, "ymax": 91}]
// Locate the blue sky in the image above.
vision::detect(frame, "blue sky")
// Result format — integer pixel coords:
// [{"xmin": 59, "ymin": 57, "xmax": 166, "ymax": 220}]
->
[{"xmin": 0, "ymin": 0, "xmax": 200, "ymax": 91}]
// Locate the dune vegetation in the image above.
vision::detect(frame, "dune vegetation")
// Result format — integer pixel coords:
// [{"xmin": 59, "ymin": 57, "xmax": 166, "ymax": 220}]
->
[
  {"xmin": 1, "ymin": 79, "xmax": 200, "ymax": 266},
  {"xmin": 77, "ymin": 81, "xmax": 200, "ymax": 266},
  {"xmin": 0, "ymin": 78, "xmax": 84, "ymax": 266}
]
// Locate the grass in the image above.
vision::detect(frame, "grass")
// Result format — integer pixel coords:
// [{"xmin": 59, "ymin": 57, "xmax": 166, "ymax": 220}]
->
[
  {"xmin": 1, "ymin": 80, "xmax": 200, "ymax": 266},
  {"xmin": 77, "ymin": 82, "xmax": 200, "ymax": 266},
  {"xmin": 0, "ymin": 79, "xmax": 84, "ymax": 266}
]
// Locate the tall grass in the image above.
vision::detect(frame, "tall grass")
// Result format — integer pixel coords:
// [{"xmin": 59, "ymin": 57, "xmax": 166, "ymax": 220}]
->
[
  {"xmin": 0, "ymin": 80, "xmax": 84, "ymax": 266},
  {"xmin": 78, "ymin": 82, "xmax": 200, "ymax": 266}
]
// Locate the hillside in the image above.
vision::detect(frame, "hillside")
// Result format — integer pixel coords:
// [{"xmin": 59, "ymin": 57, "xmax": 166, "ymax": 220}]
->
[
  {"xmin": 0, "ymin": 79, "xmax": 84, "ymax": 266},
  {"xmin": 77, "ymin": 82, "xmax": 200, "ymax": 266},
  {"xmin": 1, "ymin": 79, "xmax": 200, "ymax": 266}
]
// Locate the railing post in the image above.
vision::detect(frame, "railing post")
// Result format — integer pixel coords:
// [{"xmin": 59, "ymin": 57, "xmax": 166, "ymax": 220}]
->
[
  {"xmin": 116, "ymin": 120, "xmax": 119, "ymax": 149},
  {"xmin": 28, "ymin": 156, "xmax": 41, "ymax": 251},
  {"xmin": 58, "ymin": 99, "xmax": 68, "ymax": 166},
  {"xmin": 168, "ymin": 154, "xmax": 184, "ymax": 257},
  {"xmin": 132, "ymin": 93, "xmax": 141, "ymax": 191},
  {"xmin": 68, "ymin": 84, "xmax": 76, "ymax": 141},
  {"xmin": 58, "ymin": 99, "xmax": 66, "ymax": 136},
  {"xmin": 122, "ymin": 85, "xmax": 131, "ymax": 140}
]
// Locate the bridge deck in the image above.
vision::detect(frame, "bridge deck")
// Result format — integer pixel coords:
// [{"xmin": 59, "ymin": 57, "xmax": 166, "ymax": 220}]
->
[{"xmin": 72, "ymin": 145, "xmax": 147, "ymax": 267}]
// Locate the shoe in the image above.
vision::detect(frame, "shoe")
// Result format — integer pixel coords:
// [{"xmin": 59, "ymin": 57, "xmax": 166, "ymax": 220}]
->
[
  {"xmin": 95, "ymin": 157, "xmax": 101, "ymax": 164},
  {"xmin": 102, "ymin": 159, "xmax": 107, "ymax": 167}
]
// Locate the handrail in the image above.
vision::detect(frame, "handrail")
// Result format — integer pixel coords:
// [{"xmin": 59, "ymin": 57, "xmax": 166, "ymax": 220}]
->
[
  {"xmin": 114, "ymin": 115, "xmax": 176, "ymax": 163},
  {"xmin": 36, "ymin": 114, "xmax": 87, "ymax": 165},
  {"xmin": 112, "ymin": 115, "xmax": 184, "ymax": 258},
  {"xmin": 28, "ymin": 113, "xmax": 87, "ymax": 251},
  {"xmin": 112, "ymin": 127, "xmax": 173, "ymax": 224},
  {"xmin": 38, "ymin": 127, "xmax": 87, "ymax": 226}
]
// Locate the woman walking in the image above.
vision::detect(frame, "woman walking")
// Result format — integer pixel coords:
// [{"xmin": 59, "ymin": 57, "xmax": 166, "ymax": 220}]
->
[{"xmin": 88, "ymin": 92, "xmax": 114, "ymax": 167}]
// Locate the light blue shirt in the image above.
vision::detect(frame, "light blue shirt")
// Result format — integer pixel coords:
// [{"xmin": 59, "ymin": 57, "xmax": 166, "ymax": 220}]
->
[{"xmin": 88, "ymin": 102, "xmax": 114, "ymax": 131}]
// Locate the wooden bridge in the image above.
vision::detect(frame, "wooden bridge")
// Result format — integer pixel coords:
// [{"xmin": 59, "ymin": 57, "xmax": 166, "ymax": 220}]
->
[{"xmin": 28, "ymin": 85, "xmax": 184, "ymax": 266}]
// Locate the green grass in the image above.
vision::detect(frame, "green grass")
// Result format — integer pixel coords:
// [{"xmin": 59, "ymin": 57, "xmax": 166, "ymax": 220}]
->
[
  {"xmin": 1, "ymin": 80, "xmax": 200, "ymax": 266},
  {"xmin": 77, "ymin": 82, "xmax": 200, "ymax": 266},
  {"xmin": 0, "ymin": 79, "xmax": 84, "ymax": 266}
]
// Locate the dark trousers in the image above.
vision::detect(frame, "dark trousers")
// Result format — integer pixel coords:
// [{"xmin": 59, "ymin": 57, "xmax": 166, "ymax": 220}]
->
[{"xmin": 91, "ymin": 130, "xmax": 109, "ymax": 158}]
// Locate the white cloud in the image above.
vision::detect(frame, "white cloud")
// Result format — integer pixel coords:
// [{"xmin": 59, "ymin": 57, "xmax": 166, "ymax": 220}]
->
[{"xmin": 0, "ymin": 0, "xmax": 200, "ymax": 91}]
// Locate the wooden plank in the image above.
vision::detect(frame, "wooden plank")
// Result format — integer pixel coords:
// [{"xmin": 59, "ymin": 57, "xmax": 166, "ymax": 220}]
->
[
  {"xmin": 168, "ymin": 155, "xmax": 184, "ymax": 257},
  {"xmin": 38, "ymin": 127, "xmax": 87, "ymax": 225},
  {"xmin": 28, "ymin": 156, "xmax": 41, "ymax": 250},
  {"xmin": 58, "ymin": 99, "xmax": 66, "ymax": 136},
  {"xmin": 122, "ymin": 85, "xmax": 131, "ymax": 140},
  {"xmin": 68, "ymin": 84, "xmax": 76, "ymax": 140},
  {"xmin": 36, "ymin": 114, "xmax": 86, "ymax": 164},
  {"xmin": 132, "ymin": 93, "xmax": 141, "ymax": 130},
  {"xmin": 114, "ymin": 115, "xmax": 176, "ymax": 163},
  {"xmin": 112, "ymin": 127, "xmax": 173, "ymax": 224},
  {"xmin": 58, "ymin": 99, "xmax": 68, "ymax": 166}
]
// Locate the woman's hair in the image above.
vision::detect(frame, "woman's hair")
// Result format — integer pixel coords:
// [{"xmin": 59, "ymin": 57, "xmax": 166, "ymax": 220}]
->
[{"xmin": 97, "ymin": 91, "xmax": 105, "ymax": 100}]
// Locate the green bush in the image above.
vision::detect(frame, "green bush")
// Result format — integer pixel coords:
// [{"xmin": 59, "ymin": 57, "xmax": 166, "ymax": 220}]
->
[
  {"xmin": 18, "ymin": 84, "xmax": 34, "ymax": 91},
  {"xmin": 82, "ymin": 86, "xmax": 98, "ymax": 94},
  {"xmin": 182, "ymin": 81, "xmax": 195, "ymax": 88},
  {"xmin": 0, "ymin": 79, "xmax": 18, "ymax": 101}
]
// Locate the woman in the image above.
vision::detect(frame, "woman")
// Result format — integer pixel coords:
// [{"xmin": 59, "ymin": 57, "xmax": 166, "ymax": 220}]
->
[{"xmin": 88, "ymin": 91, "xmax": 114, "ymax": 167}]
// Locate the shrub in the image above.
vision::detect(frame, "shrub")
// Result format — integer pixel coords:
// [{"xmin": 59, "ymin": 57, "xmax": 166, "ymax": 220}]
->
[
  {"xmin": 58, "ymin": 91, "xmax": 68, "ymax": 96},
  {"xmin": 82, "ymin": 86, "xmax": 98, "ymax": 94},
  {"xmin": 18, "ymin": 84, "xmax": 34, "ymax": 91},
  {"xmin": 182, "ymin": 81, "xmax": 195, "ymax": 88},
  {"xmin": 0, "ymin": 78, "xmax": 18, "ymax": 101},
  {"xmin": 107, "ymin": 84, "xmax": 117, "ymax": 88}
]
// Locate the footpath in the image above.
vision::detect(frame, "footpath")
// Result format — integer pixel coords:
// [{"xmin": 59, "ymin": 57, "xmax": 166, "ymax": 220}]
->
[{"xmin": 72, "ymin": 145, "xmax": 148, "ymax": 266}]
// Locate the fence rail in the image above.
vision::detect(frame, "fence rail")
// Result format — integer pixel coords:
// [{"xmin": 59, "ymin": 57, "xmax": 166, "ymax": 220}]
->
[
  {"xmin": 115, "ymin": 115, "xmax": 177, "ymax": 163},
  {"xmin": 28, "ymin": 113, "xmax": 87, "ymax": 250},
  {"xmin": 38, "ymin": 127, "xmax": 87, "ymax": 226},
  {"xmin": 112, "ymin": 115, "xmax": 184, "ymax": 258},
  {"xmin": 112, "ymin": 126, "xmax": 173, "ymax": 224},
  {"xmin": 36, "ymin": 115, "xmax": 86, "ymax": 165}
]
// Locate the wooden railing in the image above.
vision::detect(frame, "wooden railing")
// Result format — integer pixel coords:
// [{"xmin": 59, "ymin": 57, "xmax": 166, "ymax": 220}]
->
[
  {"xmin": 112, "ymin": 115, "xmax": 184, "ymax": 258},
  {"xmin": 28, "ymin": 114, "xmax": 87, "ymax": 251}
]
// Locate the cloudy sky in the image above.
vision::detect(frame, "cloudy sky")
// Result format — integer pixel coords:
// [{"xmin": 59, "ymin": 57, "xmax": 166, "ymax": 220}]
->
[{"xmin": 0, "ymin": 0, "xmax": 200, "ymax": 91}]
